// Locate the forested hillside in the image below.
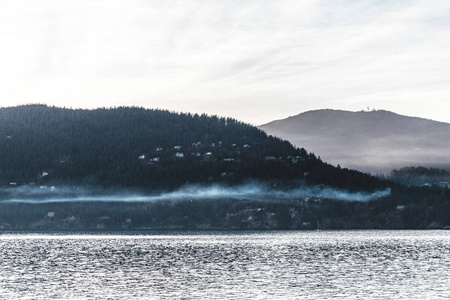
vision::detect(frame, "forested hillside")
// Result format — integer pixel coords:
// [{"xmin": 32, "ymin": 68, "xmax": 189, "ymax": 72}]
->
[
  {"xmin": 388, "ymin": 166, "xmax": 450, "ymax": 187},
  {"xmin": 0, "ymin": 105, "xmax": 384, "ymax": 192},
  {"xmin": 0, "ymin": 105, "xmax": 448, "ymax": 230}
]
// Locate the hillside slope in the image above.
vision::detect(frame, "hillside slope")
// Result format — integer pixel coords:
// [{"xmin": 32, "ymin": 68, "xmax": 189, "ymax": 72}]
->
[
  {"xmin": 0, "ymin": 105, "xmax": 384, "ymax": 192},
  {"xmin": 0, "ymin": 106, "xmax": 449, "ymax": 230},
  {"xmin": 259, "ymin": 109, "xmax": 450, "ymax": 174}
]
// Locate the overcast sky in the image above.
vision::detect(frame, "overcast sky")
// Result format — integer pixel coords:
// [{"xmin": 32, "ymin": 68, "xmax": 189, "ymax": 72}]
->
[{"xmin": 1, "ymin": 0, "xmax": 450, "ymax": 125}]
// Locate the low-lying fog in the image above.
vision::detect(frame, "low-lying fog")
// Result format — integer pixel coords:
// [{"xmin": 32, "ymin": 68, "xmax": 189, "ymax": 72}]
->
[{"xmin": 0, "ymin": 183, "xmax": 391, "ymax": 204}]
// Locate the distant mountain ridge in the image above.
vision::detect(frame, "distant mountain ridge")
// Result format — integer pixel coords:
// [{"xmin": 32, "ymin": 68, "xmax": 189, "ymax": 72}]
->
[{"xmin": 259, "ymin": 109, "xmax": 450, "ymax": 174}]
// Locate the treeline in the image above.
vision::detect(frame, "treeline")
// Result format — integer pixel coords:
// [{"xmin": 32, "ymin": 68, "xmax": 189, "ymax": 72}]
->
[
  {"xmin": 0, "ymin": 105, "xmax": 385, "ymax": 192},
  {"xmin": 388, "ymin": 166, "xmax": 450, "ymax": 187}
]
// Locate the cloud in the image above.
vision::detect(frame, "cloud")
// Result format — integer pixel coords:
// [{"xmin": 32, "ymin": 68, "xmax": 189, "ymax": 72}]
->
[{"xmin": 1, "ymin": 0, "xmax": 450, "ymax": 124}]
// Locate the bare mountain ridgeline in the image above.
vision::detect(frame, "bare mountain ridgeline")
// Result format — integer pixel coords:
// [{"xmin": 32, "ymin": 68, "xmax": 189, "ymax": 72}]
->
[{"xmin": 259, "ymin": 109, "xmax": 450, "ymax": 174}]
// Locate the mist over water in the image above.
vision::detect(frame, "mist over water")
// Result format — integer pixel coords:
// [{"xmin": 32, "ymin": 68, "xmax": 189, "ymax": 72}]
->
[{"xmin": 1, "ymin": 183, "xmax": 391, "ymax": 204}]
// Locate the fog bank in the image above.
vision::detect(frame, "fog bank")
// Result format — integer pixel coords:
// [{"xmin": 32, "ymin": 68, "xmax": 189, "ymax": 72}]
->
[{"xmin": 1, "ymin": 184, "xmax": 391, "ymax": 204}]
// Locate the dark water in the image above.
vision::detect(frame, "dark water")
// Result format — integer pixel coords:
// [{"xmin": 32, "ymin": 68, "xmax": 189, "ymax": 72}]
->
[{"xmin": 0, "ymin": 231, "xmax": 449, "ymax": 299}]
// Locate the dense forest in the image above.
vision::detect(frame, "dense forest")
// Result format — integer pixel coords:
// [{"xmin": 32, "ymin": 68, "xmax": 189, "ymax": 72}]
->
[
  {"xmin": 388, "ymin": 166, "xmax": 450, "ymax": 187},
  {"xmin": 0, "ymin": 105, "xmax": 384, "ymax": 191},
  {"xmin": 0, "ymin": 105, "xmax": 449, "ymax": 230}
]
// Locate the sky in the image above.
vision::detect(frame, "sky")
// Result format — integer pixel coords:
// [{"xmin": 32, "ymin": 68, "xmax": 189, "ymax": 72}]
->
[{"xmin": 1, "ymin": 0, "xmax": 450, "ymax": 125}]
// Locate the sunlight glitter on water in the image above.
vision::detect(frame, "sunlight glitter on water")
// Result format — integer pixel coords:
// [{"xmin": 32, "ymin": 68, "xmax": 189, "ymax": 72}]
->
[{"xmin": 0, "ymin": 230, "xmax": 449, "ymax": 299}]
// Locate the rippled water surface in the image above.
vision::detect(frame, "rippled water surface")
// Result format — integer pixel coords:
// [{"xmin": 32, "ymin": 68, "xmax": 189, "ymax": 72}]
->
[{"xmin": 0, "ymin": 230, "xmax": 449, "ymax": 299}]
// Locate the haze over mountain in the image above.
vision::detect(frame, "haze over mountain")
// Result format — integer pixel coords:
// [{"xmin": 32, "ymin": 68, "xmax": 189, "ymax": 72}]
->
[
  {"xmin": 259, "ymin": 109, "xmax": 450, "ymax": 174},
  {"xmin": 0, "ymin": 105, "xmax": 449, "ymax": 230}
]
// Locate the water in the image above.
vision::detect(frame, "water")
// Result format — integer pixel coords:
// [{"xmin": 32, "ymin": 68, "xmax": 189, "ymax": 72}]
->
[{"xmin": 0, "ymin": 230, "xmax": 449, "ymax": 299}]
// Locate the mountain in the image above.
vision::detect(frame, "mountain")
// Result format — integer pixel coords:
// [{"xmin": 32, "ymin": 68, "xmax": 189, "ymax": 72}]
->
[
  {"xmin": 259, "ymin": 109, "xmax": 450, "ymax": 174},
  {"xmin": 0, "ymin": 105, "xmax": 383, "ymax": 192},
  {"xmin": 0, "ymin": 105, "xmax": 449, "ymax": 230}
]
